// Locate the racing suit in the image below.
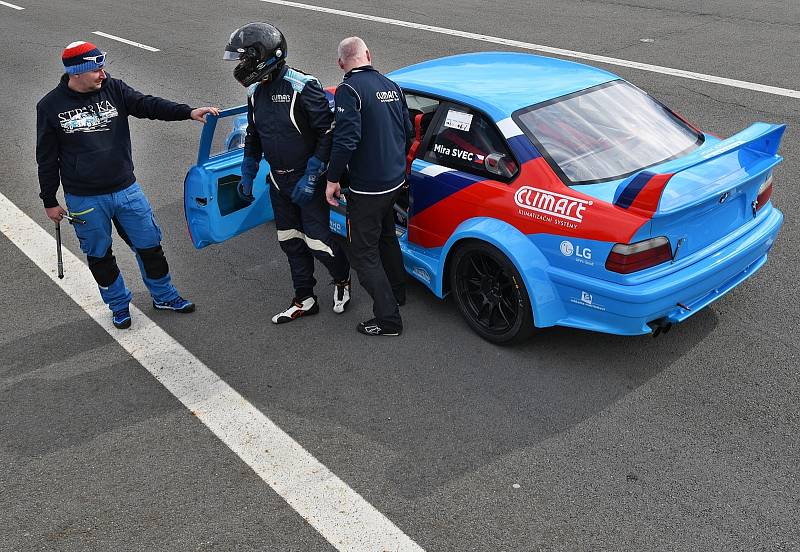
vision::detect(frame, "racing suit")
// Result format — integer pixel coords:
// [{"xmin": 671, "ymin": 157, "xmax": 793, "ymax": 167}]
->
[{"xmin": 244, "ymin": 65, "xmax": 349, "ymax": 299}]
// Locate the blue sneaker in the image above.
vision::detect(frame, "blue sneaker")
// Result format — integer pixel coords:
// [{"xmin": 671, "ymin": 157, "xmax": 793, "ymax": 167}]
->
[
  {"xmin": 153, "ymin": 296, "xmax": 195, "ymax": 313},
  {"xmin": 112, "ymin": 307, "xmax": 132, "ymax": 329}
]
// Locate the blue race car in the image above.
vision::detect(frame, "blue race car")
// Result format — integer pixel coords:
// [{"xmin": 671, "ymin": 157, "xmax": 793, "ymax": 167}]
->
[{"xmin": 184, "ymin": 52, "xmax": 784, "ymax": 344}]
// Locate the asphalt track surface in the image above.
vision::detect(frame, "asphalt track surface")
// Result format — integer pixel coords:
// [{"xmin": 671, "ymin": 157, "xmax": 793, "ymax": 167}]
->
[{"xmin": 1, "ymin": 1, "xmax": 798, "ymax": 550}]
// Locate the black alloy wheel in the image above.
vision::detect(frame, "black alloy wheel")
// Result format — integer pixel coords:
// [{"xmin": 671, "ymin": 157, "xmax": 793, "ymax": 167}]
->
[{"xmin": 450, "ymin": 241, "xmax": 535, "ymax": 344}]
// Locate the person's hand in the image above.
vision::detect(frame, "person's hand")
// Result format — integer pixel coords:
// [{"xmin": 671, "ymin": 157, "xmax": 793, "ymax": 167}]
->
[
  {"xmin": 238, "ymin": 175, "xmax": 254, "ymax": 202},
  {"xmin": 190, "ymin": 106, "xmax": 220, "ymax": 123},
  {"xmin": 45, "ymin": 205, "xmax": 67, "ymax": 223},
  {"xmin": 237, "ymin": 156, "xmax": 259, "ymax": 203},
  {"xmin": 326, "ymin": 180, "xmax": 341, "ymax": 207},
  {"xmin": 291, "ymin": 157, "xmax": 325, "ymax": 206}
]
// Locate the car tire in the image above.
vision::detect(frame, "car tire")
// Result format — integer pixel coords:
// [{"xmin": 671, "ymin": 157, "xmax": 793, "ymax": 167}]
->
[{"xmin": 449, "ymin": 241, "xmax": 536, "ymax": 345}]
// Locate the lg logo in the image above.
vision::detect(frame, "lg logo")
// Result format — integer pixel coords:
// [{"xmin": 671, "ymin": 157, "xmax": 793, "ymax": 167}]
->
[{"xmin": 560, "ymin": 240, "xmax": 592, "ymax": 260}]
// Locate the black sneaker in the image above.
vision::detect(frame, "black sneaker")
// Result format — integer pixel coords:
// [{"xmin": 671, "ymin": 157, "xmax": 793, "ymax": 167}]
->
[
  {"xmin": 272, "ymin": 295, "xmax": 319, "ymax": 324},
  {"xmin": 153, "ymin": 296, "xmax": 195, "ymax": 313},
  {"xmin": 112, "ymin": 307, "xmax": 132, "ymax": 329},
  {"xmin": 357, "ymin": 318, "xmax": 402, "ymax": 336}
]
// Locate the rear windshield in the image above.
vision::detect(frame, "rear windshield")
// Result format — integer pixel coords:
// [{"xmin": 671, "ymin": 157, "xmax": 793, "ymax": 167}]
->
[{"xmin": 513, "ymin": 80, "xmax": 703, "ymax": 185}]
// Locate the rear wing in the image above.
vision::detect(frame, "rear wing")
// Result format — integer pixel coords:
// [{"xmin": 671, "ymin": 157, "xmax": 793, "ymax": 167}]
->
[{"xmin": 614, "ymin": 123, "xmax": 786, "ymax": 217}]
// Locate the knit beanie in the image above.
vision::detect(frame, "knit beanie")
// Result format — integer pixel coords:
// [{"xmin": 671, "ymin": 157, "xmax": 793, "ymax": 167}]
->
[{"xmin": 62, "ymin": 41, "xmax": 105, "ymax": 75}]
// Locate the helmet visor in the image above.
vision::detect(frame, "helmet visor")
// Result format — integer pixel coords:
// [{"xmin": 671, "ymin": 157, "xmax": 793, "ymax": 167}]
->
[{"xmin": 222, "ymin": 50, "xmax": 242, "ymax": 61}]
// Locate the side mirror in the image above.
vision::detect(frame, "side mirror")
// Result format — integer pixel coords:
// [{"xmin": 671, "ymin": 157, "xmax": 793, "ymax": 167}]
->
[{"xmin": 484, "ymin": 153, "xmax": 518, "ymax": 179}]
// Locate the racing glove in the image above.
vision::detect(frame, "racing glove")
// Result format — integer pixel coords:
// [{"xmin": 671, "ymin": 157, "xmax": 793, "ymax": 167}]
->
[
  {"xmin": 291, "ymin": 156, "xmax": 326, "ymax": 206},
  {"xmin": 238, "ymin": 156, "xmax": 259, "ymax": 203}
]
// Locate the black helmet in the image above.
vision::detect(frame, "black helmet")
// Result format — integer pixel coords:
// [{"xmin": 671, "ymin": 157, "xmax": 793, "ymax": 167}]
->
[{"xmin": 223, "ymin": 22, "xmax": 287, "ymax": 87}]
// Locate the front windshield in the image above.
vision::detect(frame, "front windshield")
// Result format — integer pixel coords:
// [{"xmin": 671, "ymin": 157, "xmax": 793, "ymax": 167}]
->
[{"xmin": 514, "ymin": 80, "xmax": 703, "ymax": 185}]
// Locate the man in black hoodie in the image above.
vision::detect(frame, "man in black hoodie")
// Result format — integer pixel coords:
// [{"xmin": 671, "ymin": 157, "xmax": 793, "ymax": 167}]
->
[{"xmin": 36, "ymin": 41, "xmax": 219, "ymax": 329}]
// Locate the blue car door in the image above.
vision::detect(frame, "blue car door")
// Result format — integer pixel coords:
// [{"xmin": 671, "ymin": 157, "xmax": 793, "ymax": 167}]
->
[{"xmin": 183, "ymin": 105, "xmax": 273, "ymax": 249}]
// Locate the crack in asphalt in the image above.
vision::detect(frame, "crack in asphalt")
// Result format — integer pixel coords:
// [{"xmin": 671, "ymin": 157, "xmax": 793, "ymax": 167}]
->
[
  {"xmin": 599, "ymin": 20, "xmax": 710, "ymax": 55},
  {"xmin": 675, "ymin": 84, "xmax": 800, "ymax": 119},
  {"xmin": 587, "ymin": 0, "xmax": 799, "ymax": 28},
  {"xmin": 207, "ymin": 245, "xmax": 283, "ymax": 296}
]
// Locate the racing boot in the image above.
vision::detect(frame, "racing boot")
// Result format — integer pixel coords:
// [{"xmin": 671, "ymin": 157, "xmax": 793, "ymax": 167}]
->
[
  {"xmin": 272, "ymin": 295, "xmax": 319, "ymax": 324},
  {"xmin": 333, "ymin": 278, "xmax": 351, "ymax": 314}
]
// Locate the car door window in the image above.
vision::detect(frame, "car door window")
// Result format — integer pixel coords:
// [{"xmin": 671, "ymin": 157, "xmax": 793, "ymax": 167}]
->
[
  {"xmin": 423, "ymin": 105, "xmax": 517, "ymax": 180},
  {"xmin": 404, "ymin": 93, "xmax": 440, "ymax": 153}
]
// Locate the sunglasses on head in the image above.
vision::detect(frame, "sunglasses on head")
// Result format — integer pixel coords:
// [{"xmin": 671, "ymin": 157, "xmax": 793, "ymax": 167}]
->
[{"xmin": 83, "ymin": 52, "xmax": 106, "ymax": 65}]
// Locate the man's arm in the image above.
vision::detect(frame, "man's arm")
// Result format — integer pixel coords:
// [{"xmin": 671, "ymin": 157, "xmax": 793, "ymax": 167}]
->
[
  {"xmin": 243, "ymin": 95, "xmax": 263, "ymax": 162},
  {"xmin": 237, "ymin": 95, "xmax": 262, "ymax": 203},
  {"xmin": 36, "ymin": 103, "xmax": 62, "ymax": 210},
  {"xmin": 117, "ymin": 79, "xmax": 217, "ymax": 122},
  {"xmin": 118, "ymin": 79, "xmax": 193, "ymax": 120},
  {"xmin": 299, "ymin": 80, "xmax": 334, "ymax": 163},
  {"xmin": 327, "ymin": 84, "xmax": 361, "ymax": 184}
]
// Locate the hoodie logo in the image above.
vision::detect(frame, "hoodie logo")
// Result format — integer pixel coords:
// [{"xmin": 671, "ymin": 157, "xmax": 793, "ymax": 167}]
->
[{"xmin": 58, "ymin": 100, "xmax": 118, "ymax": 133}]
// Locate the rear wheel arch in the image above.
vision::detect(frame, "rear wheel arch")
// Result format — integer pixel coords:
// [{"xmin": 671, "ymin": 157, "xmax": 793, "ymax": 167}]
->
[{"xmin": 446, "ymin": 239, "xmax": 536, "ymax": 344}]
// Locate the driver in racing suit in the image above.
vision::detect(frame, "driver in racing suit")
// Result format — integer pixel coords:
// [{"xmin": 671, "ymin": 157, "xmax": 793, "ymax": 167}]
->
[{"xmin": 224, "ymin": 22, "xmax": 351, "ymax": 324}]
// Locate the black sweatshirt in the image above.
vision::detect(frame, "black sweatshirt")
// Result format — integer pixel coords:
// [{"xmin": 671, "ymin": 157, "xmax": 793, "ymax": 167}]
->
[
  {"xmin": 36, "ymin": 73, "xmax": 193, "ymax": 208},
  {"xmin": 328, "ymin": 66, "xmax": 413, "ymax": 194}
]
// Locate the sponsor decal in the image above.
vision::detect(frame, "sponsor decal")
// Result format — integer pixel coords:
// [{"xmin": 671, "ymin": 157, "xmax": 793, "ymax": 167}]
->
[
  {"xmin": 559, "ymin": 240, "xmax": 593, "ymax": 265},
  {"xmin": 329, "ymin": 219, "xmax": 344, "ymax": 234},
  {"xmin": 412, "ymin": 266, "xmax": 431, "ymax": 283},
  {"xmin": 375, "ymin": 90, "xmax": 400, "ymax": 103},
  {"xmin": 272, "ymin": 93, "xmax": 292, "ymax": 103},
  {"xmin": 58, "ymin": 100, "xmax": 118, "ymax": 134},
  {"xmin": 444, "ymin": 109, "xmax": 473, "ymax": 132},
  {"xmin": 515, "ymin": 186, "xmax": 592, "ymax": 229},
  {"xmin": 569, "ymin": 290, "xmax": 606, "ymax": 311},
  {"xmin": 336, "ymin": 106, "xmax": 344, "ymax": 113}
]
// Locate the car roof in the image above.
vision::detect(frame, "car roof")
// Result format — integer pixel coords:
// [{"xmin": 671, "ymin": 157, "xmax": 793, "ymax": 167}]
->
[{"xmin": 388, "ymin": 52, "xmax": 619, "ymax": 121}]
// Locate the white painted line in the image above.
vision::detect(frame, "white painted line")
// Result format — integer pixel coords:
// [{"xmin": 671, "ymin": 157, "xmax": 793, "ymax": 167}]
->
[
  {"xmin": 0, "ymin": 191, "xmax": 424, "ymax": 552},
  {"xmin": 0, "ymin": 0, "xmax": 25, "ymax": 9},
  {"xmin": 92, "ymin": 31, "xmax": 160, "ymax": 52},
  {"xmin": 258, "ymin": 0, "xmax": 800, "ymax": 100}
]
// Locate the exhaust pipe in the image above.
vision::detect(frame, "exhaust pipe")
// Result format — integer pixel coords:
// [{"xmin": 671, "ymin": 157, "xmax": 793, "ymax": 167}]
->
[{"xmin": 647, "ymin": 318, "xmax": 673, "ymax": 338}]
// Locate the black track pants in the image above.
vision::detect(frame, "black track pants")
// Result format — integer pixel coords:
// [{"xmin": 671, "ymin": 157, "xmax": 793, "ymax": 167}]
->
[{"xmin": 347, "ymin": 188, "xmax": 405, "ymax": 328}]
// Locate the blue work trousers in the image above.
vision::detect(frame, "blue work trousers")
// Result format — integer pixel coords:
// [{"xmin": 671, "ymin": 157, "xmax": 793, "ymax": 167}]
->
[{"xmin": 64, "ymin": 182, "xmax": 179, "ymax": 312}]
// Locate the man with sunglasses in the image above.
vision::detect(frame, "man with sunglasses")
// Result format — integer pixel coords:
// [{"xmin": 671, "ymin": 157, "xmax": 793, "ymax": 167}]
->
[{"xmin": 36, "ymin": 41, "xmax": 219, "ymax": 329}]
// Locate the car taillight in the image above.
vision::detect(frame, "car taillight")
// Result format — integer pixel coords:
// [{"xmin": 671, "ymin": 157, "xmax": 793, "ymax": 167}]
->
[
  {"xmin": 606, "ymin": 237, "xmax": 672, "ymax": 274},
  {"xmin": 755, "ymin": 175, "xmax": 773, "ymax": 212}
]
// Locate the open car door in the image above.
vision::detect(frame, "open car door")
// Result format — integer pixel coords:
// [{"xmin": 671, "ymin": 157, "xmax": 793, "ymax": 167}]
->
[{"xmin": 183, "ymin": 105, "xmax": 273, "ymax": 249}]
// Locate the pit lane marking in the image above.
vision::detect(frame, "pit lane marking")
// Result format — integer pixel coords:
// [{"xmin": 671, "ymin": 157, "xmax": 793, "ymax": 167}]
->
[
  {"xmin": 258, "ymin": 0, "xmax": 800, "ymax": 100},
  {"xmin": 92, "ymin": 31, "xmax": 161, "ymax": 52},
  {"xmin": 0, "ymin": 1, "xmax": 25, "ymax": 9},
  {"xmin": 0, "ymin": 191, "xmax": 424, "ymax": 552}
]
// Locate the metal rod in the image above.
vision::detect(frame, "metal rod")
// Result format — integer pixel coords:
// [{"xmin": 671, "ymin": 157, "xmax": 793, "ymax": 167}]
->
[{"xmin": 55, "ymin": 220, "xmax": 64, "ymax": 279}]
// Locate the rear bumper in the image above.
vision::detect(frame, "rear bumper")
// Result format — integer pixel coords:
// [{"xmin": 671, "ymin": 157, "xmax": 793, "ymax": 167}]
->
[{"xmin": 546, "ymin": 207, "xmax": 783, "ymax": 335}]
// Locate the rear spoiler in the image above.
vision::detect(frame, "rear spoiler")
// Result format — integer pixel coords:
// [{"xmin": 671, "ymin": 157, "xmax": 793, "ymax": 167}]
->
[{"xmin": 613, "ymin": 123, "xmax": 786, "ymax": 217}]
